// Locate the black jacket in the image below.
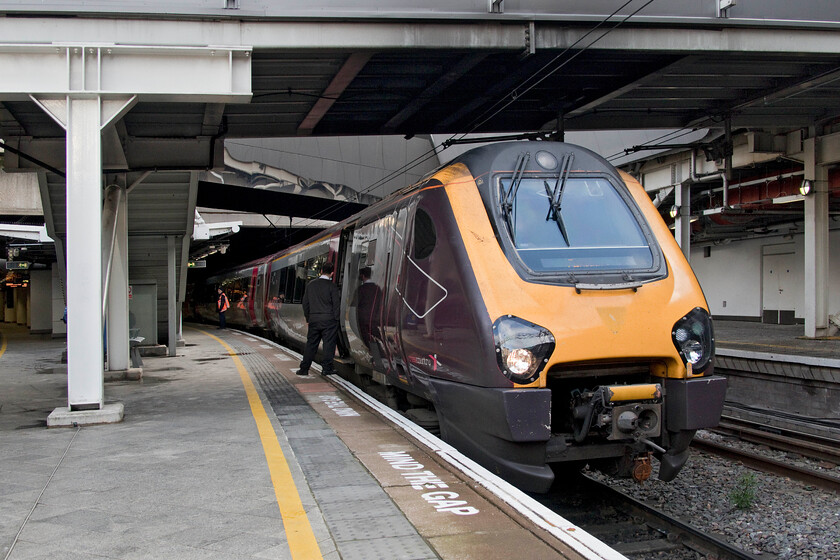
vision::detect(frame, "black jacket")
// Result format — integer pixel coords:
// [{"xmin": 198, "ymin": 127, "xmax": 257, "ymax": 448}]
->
[{"xmin": 302, "ymin": 277, "xmax": 340, "ymax": 323}]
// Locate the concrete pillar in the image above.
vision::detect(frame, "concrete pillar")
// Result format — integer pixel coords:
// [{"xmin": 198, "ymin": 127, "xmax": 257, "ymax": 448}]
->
[
  {"xmin": 167, "ymin": 235, "xmax": 178, "ymax": 357},
  {"xmin": 675, "ymin": 182, "xmax": 691, "ymax": 260},
  {"xmin": 803, "ymin": 137, "xmax": 830, "ymax": 338},
  {"xmin": 51, "ymin": 266, "xmax": 67, "ymax": 337},
  {"xmin": 65, "ymin": 97, "xmax": 105, "ymax": 410},
  {"xmin": 30, "ymin": 269, "xmax": 53, "ymax": 334},
  {"xmin": 177, "ymin": 309, "xmax": 185, "ymax": 347},
  {"xmin": 106, "ymin": 186, "xmax": 130, "ymax": 371},
  {"xmin": 5, "ymin": 290, "xmax": 16, "ymax": 323},
  {"xmin": 15, "ymin": 288, "xmax": 26, "ymax": 326}
]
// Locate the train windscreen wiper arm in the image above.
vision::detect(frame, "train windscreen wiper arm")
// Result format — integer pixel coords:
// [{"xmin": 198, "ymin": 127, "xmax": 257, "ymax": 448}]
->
[
  {"xmin": 544, "ymin": 152, "xmax": 574, "ymax": 246},
  {"xmin": 501, "ymin": 152, "xmax": 530, "ymax": 221}
]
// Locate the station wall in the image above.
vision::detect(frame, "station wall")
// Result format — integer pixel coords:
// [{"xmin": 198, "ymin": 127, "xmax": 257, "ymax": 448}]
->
[{"xmin": 689, "ymin": 230, "xmax": 840, "ymax": 323}]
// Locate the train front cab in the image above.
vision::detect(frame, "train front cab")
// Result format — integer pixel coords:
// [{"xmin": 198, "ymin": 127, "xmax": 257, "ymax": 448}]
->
[{"xmin": 433, "ymin": 143, "xmax": 727, "ymax": 493}]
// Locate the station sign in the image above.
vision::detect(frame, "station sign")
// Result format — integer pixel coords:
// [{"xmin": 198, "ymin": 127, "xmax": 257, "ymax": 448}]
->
[
  {"xmin": 188, "ymin": 260, "xmax": 207, "ymax": 268},
  {"xmin": 5, "ymin": 261, "xmax": 31, "ymax": 270}
]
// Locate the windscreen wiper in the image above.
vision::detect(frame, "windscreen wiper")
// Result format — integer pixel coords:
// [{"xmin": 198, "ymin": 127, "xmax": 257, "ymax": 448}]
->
[
  {"xmin": 501, "ymin": 152, "xmax": 530, "ymax": 221},
  {"xmin": 544, "ymin": 152, "xmax": 574, "ymax": 246}
]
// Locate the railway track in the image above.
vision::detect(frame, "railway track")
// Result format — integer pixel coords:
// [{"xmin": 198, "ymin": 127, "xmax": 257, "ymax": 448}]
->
[
  {"xmin": 714, "ymin": 414, "xmax": 840, "ymax": 464},
  {"xmin": 693, "ymin": 414, "xmax": 840, "ymax": 493},
  {"xmin": 534, "ymin": 473, "xmax": 763, "ymax": 560}
]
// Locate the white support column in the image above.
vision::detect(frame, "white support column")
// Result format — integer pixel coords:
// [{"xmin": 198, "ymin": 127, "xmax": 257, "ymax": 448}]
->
[
  {"xmin": 15, "ymin": 41, "xmax": 252, "ymax": 425},
  {"xmin": 167, "ymin": 235, "xmax": 178, "ymax": 357},
  {"xmin": 15, "ymin": 288, "xmax": 27, "ymax": 326},
  {"xmin": 674, "ymin": 182, "xmax": 691, "ymax": 260},
  {"xmin": 803, "ymin": 137, "xmax": 830, "ymax": 338},
  {"xmin": 178, "ymin": 310, "xmax": 185, "ymax": 347},
  {"xmin": 66, "ymin": 97, "xmax": 105, "ymax": 410},
  {"xmin": 107, "ymin": 185, "xmax": 130, "ymax": 371},
  {"xmin": 29, "ymin": 269, "xmax": 53, "ymax": 334},
  {"xmin": 51, "ymin": 266, "xmax": 66, "ymax": 337}
]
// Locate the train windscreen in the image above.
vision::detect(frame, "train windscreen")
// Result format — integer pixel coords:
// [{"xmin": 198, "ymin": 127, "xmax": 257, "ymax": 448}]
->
[{"xmin": 500, "ymin": 176, "xmax": 653, "ymax": 273}]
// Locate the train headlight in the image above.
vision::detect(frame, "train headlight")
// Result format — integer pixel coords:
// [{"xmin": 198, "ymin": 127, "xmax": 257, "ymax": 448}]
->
[
  {"xmin": 493, "ymin": 316, "xmax": 555, "ymax": 384},
  {"xmin": 505, "ymin": 348, "xmax": 535, "ymax": 375},
  {"xmin": 671, "ymin": 307, "xmax": 715, "ymax": 374}
]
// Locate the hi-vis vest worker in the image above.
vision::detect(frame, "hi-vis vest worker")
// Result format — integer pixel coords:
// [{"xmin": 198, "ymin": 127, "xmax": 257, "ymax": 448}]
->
[
  {"xmin": 217, "ymin": 288, "xmax": 230, "ymax": 329},
  {"xmin": 217, "ymin": 290, "xmax": 230, "ymax": 312}
]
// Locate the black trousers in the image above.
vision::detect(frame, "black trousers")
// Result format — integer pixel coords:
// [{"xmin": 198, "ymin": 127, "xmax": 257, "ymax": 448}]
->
[
  {"xmin": 299, "ymin": 319, "xmax": 338, "ymax": 374},
  {"xmin": 219, "ymin": 311, "xmax": 226, "ymax": 329}
]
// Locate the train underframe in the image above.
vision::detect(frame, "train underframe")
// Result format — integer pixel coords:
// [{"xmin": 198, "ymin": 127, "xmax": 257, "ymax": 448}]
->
[{"xmin": 420, "ymin": 367, "xmax": 726, "ymax": 494}]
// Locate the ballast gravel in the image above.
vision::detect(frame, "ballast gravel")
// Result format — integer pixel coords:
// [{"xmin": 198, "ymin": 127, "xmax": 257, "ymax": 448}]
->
[{"xmin": 589, "ymin": 430, "xmax": 840, "ymax": 559}]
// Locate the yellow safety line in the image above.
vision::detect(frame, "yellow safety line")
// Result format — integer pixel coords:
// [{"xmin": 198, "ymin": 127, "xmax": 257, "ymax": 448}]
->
[
  {"xmin": 198, "ymin": 329, "xmax": 322, "ymax": 560},
  {"xmin": 0, "ymin": 330, "xmax": 6, "ymax": 359}
]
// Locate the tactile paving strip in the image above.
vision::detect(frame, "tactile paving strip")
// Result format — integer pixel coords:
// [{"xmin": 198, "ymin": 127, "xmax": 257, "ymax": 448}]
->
[
  {"xmin": 337, "ymin": 535, "xmax": 439, "ymax": 560},
  {"xmin": 225, "ymin": 337, "xmax": 438, "ymax": 560}
]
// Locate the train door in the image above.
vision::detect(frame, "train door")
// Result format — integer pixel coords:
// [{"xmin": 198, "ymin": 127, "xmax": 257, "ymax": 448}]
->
[
  {"xmin": 343, "ymin": 216, "xmax": 391, "ymax": 372},
  {"xmin": 252, "ymin": 264, "xmax": 267, "ymax": 327},
  {"xmin": 247, "ymin": 267, "xmax": 259, "ymax": 324},
  {"xmin": 334, "ymin": 228, "xmax": 353, "ymax": 357},
  {"xmin": 382, "ymin": 204, "xmax": 412, "ymax": 384}
]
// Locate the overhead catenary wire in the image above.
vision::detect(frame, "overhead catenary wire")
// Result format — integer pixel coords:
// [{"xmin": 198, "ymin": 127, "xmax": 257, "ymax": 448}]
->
[
  {"xmin": 604, "ymin": 127, "xmax": 703, "ymax": 163},
  {"xmin": 454, "ymin": 0, "xmax": 648, "ymax": 141},
  {"xmin": 285, "ymin": 0, "xmax": 657, "ymax": 236}
]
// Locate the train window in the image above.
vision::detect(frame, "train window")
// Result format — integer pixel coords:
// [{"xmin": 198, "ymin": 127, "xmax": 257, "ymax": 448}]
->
[
  {"xmin": 365, "ymin": 239, "xmax": 376, "ymax": 266},
  {"xmin": 268, "ymin": 268, "xmax": 281, "ymax": 301},
  {"xmin": 276, "ymin": 267, "xmax": 286, "ymax": 302},
  {"xmin": 502, "ymin": 176, "xmax": 653, "ymax": 272},
  {"xmin": 292, "ymin": 263, "xmax": 307, "ymax": 303},
  {"xmin": 413, "ymin": 209, "xmax": 436, "ymax": 260},
  {"xmin": 281, "ymin": 266, "xmax": 293, "ymax": 302},
  {"xmin": 311, "ymin": 254, "xmax": 327, "ymax": 276}
]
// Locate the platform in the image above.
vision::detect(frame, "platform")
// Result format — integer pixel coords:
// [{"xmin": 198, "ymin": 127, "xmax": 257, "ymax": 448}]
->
[
  {"xmin": 0, "ymin": 323, "xmax": 617, "ymax": 560},
  {"xmin": 713, "ymin": 320, "xmax": 840, "ymax": 436},
  {"xmin": 715, "ymin": 319, "xmax": 840, "ymax": 364}
]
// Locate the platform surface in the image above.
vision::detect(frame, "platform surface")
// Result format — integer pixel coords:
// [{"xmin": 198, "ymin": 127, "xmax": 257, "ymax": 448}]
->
[
  {"xmin": 0, "ymin": 323, "xmax": 595, "ymax": 560},
  {"xmin": 715, "ymin": 319, "xmax": 839, "ymax": 360}
]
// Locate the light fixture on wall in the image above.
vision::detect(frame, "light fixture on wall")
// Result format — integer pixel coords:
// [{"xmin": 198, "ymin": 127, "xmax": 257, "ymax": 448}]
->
[
  {"xmin": 669, "ymin": 205, "xmax": 679, "ymax": 219},
  {"xmin": 799, "ymin": 179, "xmax": 814, "ymax": 196}
]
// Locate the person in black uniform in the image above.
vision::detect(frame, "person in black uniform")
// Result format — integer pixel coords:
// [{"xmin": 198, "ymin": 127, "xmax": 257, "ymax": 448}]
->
[
  {"xmin": 355, "ymin": 266, "xmax": 381, "ymax": 348},
  {"xmin": 298, "ymin": 261, "xmax": 340, "ymax": 376}
]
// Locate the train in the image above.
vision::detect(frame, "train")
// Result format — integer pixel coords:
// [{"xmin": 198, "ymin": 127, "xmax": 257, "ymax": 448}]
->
[{"xmin": 189, "ymin": 141, "xmax": 727, "ymax": 493}]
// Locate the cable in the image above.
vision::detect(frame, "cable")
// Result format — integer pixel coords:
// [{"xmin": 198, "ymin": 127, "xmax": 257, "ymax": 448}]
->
[
  {"xmin": 282, "ymin": 0, "xmax": 657, "ymax": 237},
  {"xmin": 283, "ymin": 142, "xmax": 446, "ymax": 233},
  {"xmin": 457, "ymin": 0, "xmax": 643, "ymax": 139},
  {"xmin": 4, "ymin": 427, "xmax": 81, "ymax": 560},
  {"xmin": 604, "ymin": 127, "xmax": 702, "ymax": 163}
]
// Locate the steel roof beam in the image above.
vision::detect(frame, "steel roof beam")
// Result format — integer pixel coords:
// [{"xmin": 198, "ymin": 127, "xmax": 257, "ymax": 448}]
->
[
  {"xmin": 687, "ymin": 65, "xmax": 840, "ymax": 130},
  {"xmin": 298, "ymin": 53, "xmax": 372, "ymax": 135},
  {"xmin": 0, "ymin": 2, "xmax": 838, "ymax": 28},
  {"xmin": 381, "ymin": 53, "xmax": 487, "ymax": 134},
  {"xmin": 563, "ymin": 56, "xmax": 699, "ymax": 123},
  {"xmin": 0, "ymin": 44, "xmax": 252, "ymax": 103}
]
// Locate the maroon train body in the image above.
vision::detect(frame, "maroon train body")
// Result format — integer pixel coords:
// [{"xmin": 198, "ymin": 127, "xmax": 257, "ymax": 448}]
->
[{"xmin": 189, "ymin": 141, "xmax": 726, "ymax": 493}]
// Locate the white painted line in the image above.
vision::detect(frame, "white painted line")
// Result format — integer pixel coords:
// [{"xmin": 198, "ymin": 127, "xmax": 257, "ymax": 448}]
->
[
  {"xmin": 274, "ymin": 353, "xmax": 292, "ymax": 361},
  {"xmin": 333, "ymin": 378, "xmax": 626, "ymax": 560},
  {"xmin": 237, "ymin": 330, "xmax": 625, "ymax": 560},
  {"xmin": 259, "ymin": 344, "xmax": 271, "ymax": 348},
  {"xmin": 716, "ymin": 348, "xmax": 840, "ymax": 369},
  {"xmin": 319, "ymin": 395, "xmax": 359, "ymax": 417}
]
